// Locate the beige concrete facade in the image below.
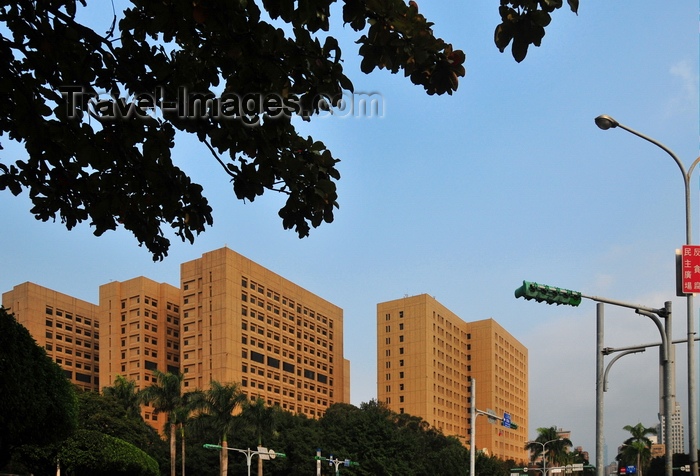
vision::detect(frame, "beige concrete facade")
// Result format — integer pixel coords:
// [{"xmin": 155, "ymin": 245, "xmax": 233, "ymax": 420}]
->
[
  {"xmin": 2, "ymin": 247, "xmax": 349, "ymax": 429},
  {"xmin": 98, "ymin": 276, "xmax": 182, "ymax": 429},
  {"xmin": 377, "ymin": 294, "xmax": 528, "ymax": 463},
  {"xmin": 2, "ymin": 282, "xmax": 100, "ymax": 391},
  {"xmin": 469, "ymin": 317, "xmax": 528, "ymax": 462},
  {"xmin": 179, "ymin": 247, "xmax": 349, "ymax": 417}
]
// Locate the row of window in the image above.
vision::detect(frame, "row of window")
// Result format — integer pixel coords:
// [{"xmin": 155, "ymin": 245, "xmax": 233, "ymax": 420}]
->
[
  {"xmin": 45, "ymin": 306, "xmax": 98, "ymax": 328},
  {"xmin": 241, "ymin": 348, "xmax": 332, "ymax": 385},
  {"xmin": 55, "ymin": 356, "xmax": 99, "ymax": 373},
  {"xmin": 240, "ymin": 321, "xmax": 333, "ymax": 361},
  {"xmin": 120, "ymin": 295, "xmax": 170, "ymax": 310},
  {"xmin": 241, "ymin": 378, "xmax": 331, "ymax": 407},
  {"xmin": 45, "ymin": 331, "xmax": 99, "ymax": 349},
  {"xmin": 241, "ymin": 276, "xmax": 334, "ymax": 327},
  {"xmin": 244, "ymin": 307, "xmax": 334, "ymax": 339}
]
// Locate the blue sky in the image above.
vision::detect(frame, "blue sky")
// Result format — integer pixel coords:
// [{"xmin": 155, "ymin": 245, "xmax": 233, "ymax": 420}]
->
[{"xmin": 1, "ymin": 1, "xmax": 697, "ymax": 465}]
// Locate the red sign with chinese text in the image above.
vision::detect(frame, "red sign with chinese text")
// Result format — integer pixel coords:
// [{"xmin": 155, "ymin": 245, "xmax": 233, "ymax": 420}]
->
[{"xmin": 681, "ymin": 245, "xmax": 700, "ymax": 294}]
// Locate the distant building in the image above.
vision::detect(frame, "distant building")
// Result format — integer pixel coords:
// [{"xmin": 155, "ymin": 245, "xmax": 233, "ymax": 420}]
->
[
  {"xmin": 661, "ymin": 401, "xmax": 684, "ymax": 455},
  {"xmin": 658, "ymin": 345, "xmax": 685, "ymax": 455},
  {"xmin": 2, "ymin": 282, "xmax": 100, "ymax": 391},
  {"xmin": 376, "ymin": 294, "xmax": 528, "ymax": 463},
  {"xmin": 1, "ymin": 246, "xmax": 350, "ymax": 429},
  {"xmin": 179, "ymin": 247, "xmax": 350, "ymax": 416}
]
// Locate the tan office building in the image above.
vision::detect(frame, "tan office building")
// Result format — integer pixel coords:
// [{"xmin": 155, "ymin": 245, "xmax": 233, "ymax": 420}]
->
[
  {"xmin": 377, "ymin": 294, "xmax": 528, "ymax": 462},
  {"xmin": 179, "ymin": 247, "xmax": 350, "ymax": 417},
  {"xmin": 99, "ymin": 276, "xmax": 182, "ymax": 427},
  {"xmin": 2, "ymin": 282, "xmax": 101, "ymax": 391}
]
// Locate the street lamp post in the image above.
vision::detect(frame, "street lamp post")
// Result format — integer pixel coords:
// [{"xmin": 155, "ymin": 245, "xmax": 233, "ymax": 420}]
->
[
  {"xmin": 526, "ymin": 438, "xmax": 563, "ymax": 476},
  {"xmin": 595, "ymin": 114, "xmax": 699, "ymax": 476},
  {"xmin": 203, "ymin": 444, "xmax": 285, "ymax": 476}
]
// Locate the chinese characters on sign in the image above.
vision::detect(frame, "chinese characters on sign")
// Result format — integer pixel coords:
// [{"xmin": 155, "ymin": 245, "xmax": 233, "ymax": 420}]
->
[{"xmin": 681, "ymin": 245, "xmax": 700, "ymax": 294}]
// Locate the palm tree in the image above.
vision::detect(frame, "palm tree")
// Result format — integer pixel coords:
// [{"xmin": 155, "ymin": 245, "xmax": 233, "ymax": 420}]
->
[
  {"xmin": 138, "ymin": 370, "xmax": 184, "ymax": 476},
  {"xmin": 618, "ymin": 423, "xmax": 657, "ymax": 476},
  {"xmin": 175, "ymin": 389, "xmax": 204, "ymax": 476},
  {"xmin": 103, "ymin": 374, "xmax": 141, "ymax": 419},
  {"xmin": 242, "ymin": 397, "xmax": 279, "ymax": 476},
  {"xmin": 191, "ymin": 381, "xmax": 246, "ymax": 476},
  {"xmin": 525, "ymin": 426, "xmax": 573, "ymax": 469}
]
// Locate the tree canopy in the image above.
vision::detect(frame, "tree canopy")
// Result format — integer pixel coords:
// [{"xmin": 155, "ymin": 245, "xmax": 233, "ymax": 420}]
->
[
  {"xmin": 0, "ymin": 307, "xmax": 78, "ymax": 467},
  {"xmin": 58, "ymin": 429, "xmax": 159, "ymax": 476},
  {"xmin": 0, "ymin": 0, "xmax": 577, "ymax": 260},
  {"xmin": 618, "ymin": 423, "xmax": 658, "ymax": 476}
]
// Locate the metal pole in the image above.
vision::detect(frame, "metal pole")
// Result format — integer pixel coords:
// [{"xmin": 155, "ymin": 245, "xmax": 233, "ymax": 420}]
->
[
  {"xmin": 602, "ymin": 349, "xmax": 646, "ymax": 393},
  {"xmin": 638, "ymin": 302, "xmax": 673, "ymax": 476},
  {"xmin": 471, "ymin": 378, "xmax": 476, "ymax": 476},
  {"xmin": 543, "ymin": 441, "xmax": 547, "ymax": 476},
  {"xmin": 596, "ymin": 303, "xmax": 604, "ymax": 476},
  {"xmin": 595, "ymin": 115, "xmax": 698, "ymax": 476},
  {"xmin": 665, "ymin": 301, "xmax": 675, "ymax": 476},
  {"xmin": 616, "ymin": 122, "xmax": 697, "ymax": 476}
]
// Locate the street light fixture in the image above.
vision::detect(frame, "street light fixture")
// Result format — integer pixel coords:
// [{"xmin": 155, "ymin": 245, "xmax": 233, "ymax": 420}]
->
[
  {"xmin": 595, "ymin": 114, "xmax": 699, "ymax": 476},
  {"xmin": 525, "ymin": 438, "xmax": 563, "ymax": 476}
]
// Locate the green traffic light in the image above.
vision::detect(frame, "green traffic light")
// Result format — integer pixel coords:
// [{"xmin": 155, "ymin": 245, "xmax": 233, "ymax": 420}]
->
[{"xmin": 514, "ymin": 281, "xmax": 581, "ymax": 307}]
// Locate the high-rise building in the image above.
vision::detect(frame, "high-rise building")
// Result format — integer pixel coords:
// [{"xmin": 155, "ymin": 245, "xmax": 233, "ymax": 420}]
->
[
  {"xmin": 658, "ymin": 343, "xmax": 685, "ymax": 455},
  {"xmin": 659, "ymin": 401, "xmax": 685, "ymax": 456},
  {"xmin": 377, "ymin": 294, "xmax": 528, "ymax": 462},
  {"xmin": 2, "ymin": 282, "xmax": 100, "ymax": 391},
  {"xmin": 99, "ymin": 276, "xmax": 183, "ymax": 428},
  {"xmin": 179, "ymin": 247, "xmax": 350, "ymax": 417},
  {"xmin": 1, "ymin": 247, "xmax": 350, "ymax": 427},
  {"xmin": 468, "ymin": 317, "xmax": 528, "ymax": 461}
]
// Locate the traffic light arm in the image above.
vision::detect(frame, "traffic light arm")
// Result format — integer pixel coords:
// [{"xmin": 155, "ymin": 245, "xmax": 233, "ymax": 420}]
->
[{"xmin": 514, "ymin": 281, "xmax": 666, "ymax": 316}]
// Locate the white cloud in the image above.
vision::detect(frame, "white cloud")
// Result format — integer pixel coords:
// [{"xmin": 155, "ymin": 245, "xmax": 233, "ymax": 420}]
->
[{"xmin": 665, "ymin": 59, "xmax": 700, "ymax": 117}]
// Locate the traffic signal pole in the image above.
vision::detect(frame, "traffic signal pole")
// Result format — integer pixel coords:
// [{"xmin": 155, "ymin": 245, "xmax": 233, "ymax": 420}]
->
[
  {"xmin": 470, "ymin": 378, "xmax": 520, "ymax": 476},
  {"xmin": 515, "ymin": 282, "xmax": 673, "ymax": 476}
]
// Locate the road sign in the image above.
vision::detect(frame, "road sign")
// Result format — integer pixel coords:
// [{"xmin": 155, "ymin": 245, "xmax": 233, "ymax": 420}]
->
[
  {"xmin": 620, "ymin": 467, "xmax": 626, "ymax": 474},
  {"xmin": 487, "ymin": 408, "xmax": 497, "ymax": 424},
  {"xmin": 679, "ymin": 245, "xmax": 700, "ymax": 294},
  {"xmin": 502, "ymin": 412, "xmax": 511, "ymax": 428}
]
